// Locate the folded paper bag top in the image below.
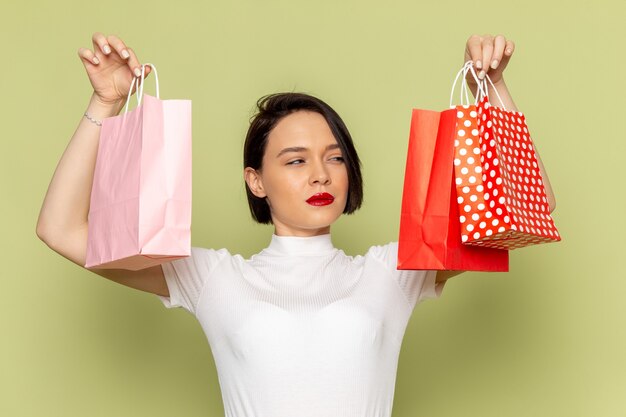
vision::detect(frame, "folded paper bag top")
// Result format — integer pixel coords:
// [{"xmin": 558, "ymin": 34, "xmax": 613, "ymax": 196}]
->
[{"xmin": 85, "ymin": 63, "xmax": 192, "ymax": 271}]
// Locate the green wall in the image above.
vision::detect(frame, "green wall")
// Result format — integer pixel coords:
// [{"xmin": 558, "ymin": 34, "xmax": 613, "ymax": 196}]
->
[{"xmin": 2, "ymin": 0, "xmax": 624, "ymax": 416}]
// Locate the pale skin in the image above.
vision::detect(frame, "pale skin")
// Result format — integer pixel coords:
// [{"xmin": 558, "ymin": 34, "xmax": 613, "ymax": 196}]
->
[{"xmin": 36, "ymin": 33, "xmax": 555, "ymax": 297}]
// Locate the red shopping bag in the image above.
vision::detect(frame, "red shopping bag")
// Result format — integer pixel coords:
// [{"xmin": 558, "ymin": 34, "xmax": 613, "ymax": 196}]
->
[
  {"xmin": 397, "ymin": 106, "xmax": 508, "ymax": 271},
  {"xmin": 85, "ymin": 64, "xmax": 192, "ymax": 270},
  {"xmin": 453, "ymin": 94, "xmax": 560, "ymax": 250}
]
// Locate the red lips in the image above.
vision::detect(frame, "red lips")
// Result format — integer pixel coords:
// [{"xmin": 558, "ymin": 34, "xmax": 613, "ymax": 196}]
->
[{"xmin": 306, "ymin": 192, "xmax": 335, "ymax": 206}]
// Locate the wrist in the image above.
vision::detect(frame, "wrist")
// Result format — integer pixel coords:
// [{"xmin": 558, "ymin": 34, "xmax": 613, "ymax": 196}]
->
[
  {"xmin": 489, "ymin": 77, "xmax": 507, "ymax": 91},
  {"xmin": 87, "ymin": 93, "xmax": 125, "ymax": 120}
]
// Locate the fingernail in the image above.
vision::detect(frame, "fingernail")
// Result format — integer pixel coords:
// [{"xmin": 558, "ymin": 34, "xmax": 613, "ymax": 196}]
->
[
  {"xmin": 134, "ymin": 68, "xmax": 142, "ymax": 77},
  {"xmin": 505, "ymin": 48, "xmax": 512, "ymax": 55},
  {"xmin": 478, "ymin": 70, "xmax": 485, "ymax": 79},
  {"xmin": 103, "ymin": 45, "xmax": 111, "ymax": 54},
  {"xmin": 93, "ymin": 57, "xmax": 100, "ymax": 64},
  {"xmin": 491, "ymin": 60, "xmax": 499, "ymax": 69},
  {"xmin": 476, "ymin": 60, "xmax": 482, "ymax": 69},
  {"xmin": 122, "ymin": 50, "xmax": 130, "ymax": 59}
]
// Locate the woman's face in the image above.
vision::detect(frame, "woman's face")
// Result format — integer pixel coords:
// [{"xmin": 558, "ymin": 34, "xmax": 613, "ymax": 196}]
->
[{"xmin": 245, "ymin": 111, "xmax": 349, "ymax": 237}]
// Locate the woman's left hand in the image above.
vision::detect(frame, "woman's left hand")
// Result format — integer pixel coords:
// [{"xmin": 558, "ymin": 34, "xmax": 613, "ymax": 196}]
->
[{"xmin": 464, "ymin": 34, "xmax": 515, "ymax": 85}]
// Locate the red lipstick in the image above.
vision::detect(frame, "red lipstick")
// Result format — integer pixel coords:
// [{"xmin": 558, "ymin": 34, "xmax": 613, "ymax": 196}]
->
[{"xmin": 306, "ymin": 192, "xmax": 335, "ymax": 206}]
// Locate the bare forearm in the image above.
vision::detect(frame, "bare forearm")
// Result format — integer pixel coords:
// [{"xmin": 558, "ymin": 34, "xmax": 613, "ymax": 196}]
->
[{"xmin": 36, "ymin": 94, "xmax": 124, "ymax": 241}]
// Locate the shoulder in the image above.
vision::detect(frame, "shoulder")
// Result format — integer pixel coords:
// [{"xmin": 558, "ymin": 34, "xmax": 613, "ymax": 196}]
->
[
  {"xmin": 159, "ymin": 247, "xmax": 235, "ymax": 314},
  {"xmin": 362, "ymin": 242, "xmax": 443, "ymax": 306},
  {"xmin": 166, "ymin": 247, "xmax": 235, "ymax": 274},
  {"xmin": 193, "ymin": 246, "xmax": 232, "ymax": 257},
  {"xmin": 189, "ymin": 246, "xmax": 232, "ymax": 263},
  {"xmin": 361, "ymin": 241, "xmax": 431, "ymax": 280},
  {"xmin": 363, "ymin": 242, "xmax": 401, "ymax": 269}
]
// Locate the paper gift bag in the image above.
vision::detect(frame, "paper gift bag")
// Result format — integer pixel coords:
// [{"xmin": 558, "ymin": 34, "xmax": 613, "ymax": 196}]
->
[
  {"xmin": 397, "ymin": 106, "xmax": 508, "ymax": 271},
  {"xmin": 453, "ymin": 75, "xmax": 560, "ymax": 250},
  {"xmin": 85, "ymin": 64, "xmax": 192, "ymax": 270}
]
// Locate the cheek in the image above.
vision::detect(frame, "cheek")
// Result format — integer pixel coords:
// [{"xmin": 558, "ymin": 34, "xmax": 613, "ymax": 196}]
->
[
  {"xmin": 337, "ymin": 168, "xmax": 349, "ymax": 191},
  {"xmin": 265, "ymin": 171, "xmax": 306, "ymax": 200}
]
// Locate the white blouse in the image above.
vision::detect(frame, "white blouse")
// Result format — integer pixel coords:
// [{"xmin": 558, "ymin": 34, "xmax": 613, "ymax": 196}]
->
[{"xmin": 158, "ymin": 234, "xmax": 443, "ymax": 417}]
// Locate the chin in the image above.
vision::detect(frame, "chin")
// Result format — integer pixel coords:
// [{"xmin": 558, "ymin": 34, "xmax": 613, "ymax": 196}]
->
[
  {"xmin": 271, "ymin": 202, "xmax": 346, "ymax": 232},
  {"xmin": 309, "ymin": 209, "xmax": 343, "ymax": 224}
]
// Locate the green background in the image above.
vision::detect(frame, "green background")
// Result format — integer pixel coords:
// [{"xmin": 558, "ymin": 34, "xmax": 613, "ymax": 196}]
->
[{"xmin": 2, "ymin": 0, "xmax": 624, "ymax": 416}]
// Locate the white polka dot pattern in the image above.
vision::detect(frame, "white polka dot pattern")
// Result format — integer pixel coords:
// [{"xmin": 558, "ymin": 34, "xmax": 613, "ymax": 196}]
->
[{"xmin": 453, "ymin": 97, "xmax": 560, "ymax": 250}]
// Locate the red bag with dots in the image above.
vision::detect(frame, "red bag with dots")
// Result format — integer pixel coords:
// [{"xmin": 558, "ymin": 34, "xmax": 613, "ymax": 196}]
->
[{"xmin": 453, "ymin": 71, "xmax": 560, "ymax": 250}]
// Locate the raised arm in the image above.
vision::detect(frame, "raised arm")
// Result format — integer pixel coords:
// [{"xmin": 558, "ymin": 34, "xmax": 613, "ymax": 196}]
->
[
  {"xmin": 437, "ymin": 34, "xmax": 557, "ymax": 284},
  {"xmin": 36, "ymin": 32, "xmax": 168, "ymax": 297}
]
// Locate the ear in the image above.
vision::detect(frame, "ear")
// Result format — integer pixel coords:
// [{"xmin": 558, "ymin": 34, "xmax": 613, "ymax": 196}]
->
[{"xmin": 244, "ymin": 167, "xmax": 267, "ymax": 198}]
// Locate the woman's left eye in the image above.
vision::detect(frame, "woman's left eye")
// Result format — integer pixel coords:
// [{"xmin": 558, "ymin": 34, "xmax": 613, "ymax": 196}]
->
[{"xmin": 329, "ymin": 156, "xmax": 344, "ymax": 162}]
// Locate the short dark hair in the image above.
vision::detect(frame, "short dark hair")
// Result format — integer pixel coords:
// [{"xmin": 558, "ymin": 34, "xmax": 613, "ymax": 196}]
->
[{"xmin": 243, "ymin": 92, "xmax": 363, "ymax": 224}]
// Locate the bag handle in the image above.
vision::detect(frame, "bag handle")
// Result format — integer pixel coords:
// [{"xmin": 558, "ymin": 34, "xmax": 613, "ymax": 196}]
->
[
  {"xmin": 450, "ymin": 61, "xmax": 484, "ymax": 107},
  {"xmin": 479, "ymin": 70, "xmax": 507, "ymax": 110},
  {"xmin": 449, "ymin": 61, "xmax": 507, "ymax": 110},
  {"xmin": 123, "ymin": 63, "xmax": 160, "ymax": 114}
]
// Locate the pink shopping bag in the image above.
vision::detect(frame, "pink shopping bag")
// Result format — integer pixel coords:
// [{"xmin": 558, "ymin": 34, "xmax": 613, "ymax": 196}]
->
[{"xmin": 85, "ymin": 64, "xmax": 192, "ymax": 270}]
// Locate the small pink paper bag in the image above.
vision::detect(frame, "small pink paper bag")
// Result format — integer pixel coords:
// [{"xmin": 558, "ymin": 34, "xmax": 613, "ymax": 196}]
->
[{"xmin": 85, "ymin": 64, "xmax": 192, "ymax": 270}]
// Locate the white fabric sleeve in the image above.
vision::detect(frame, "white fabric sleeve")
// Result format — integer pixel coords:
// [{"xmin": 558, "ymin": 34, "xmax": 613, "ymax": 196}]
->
[
  {"xmin": 367, "ymin": 242, "xmax": 444, "ymax": 310},
  {"xmin": 157, "ymin": 247, "xmax": 229, "ymax": 316}
]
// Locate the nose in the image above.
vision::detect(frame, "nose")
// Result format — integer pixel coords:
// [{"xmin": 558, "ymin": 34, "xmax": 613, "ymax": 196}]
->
[{"xmin": 309, "ymin": 161, "xmax": 331, "ymax": 186}]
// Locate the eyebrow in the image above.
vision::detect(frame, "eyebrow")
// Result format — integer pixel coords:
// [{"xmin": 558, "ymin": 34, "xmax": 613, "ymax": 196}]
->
[{"xmin": 276, "ymin": 144, "xmax": 340, "ymax": 158}]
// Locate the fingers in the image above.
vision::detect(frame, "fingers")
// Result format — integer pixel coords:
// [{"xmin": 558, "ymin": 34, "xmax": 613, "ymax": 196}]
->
[
  {"xmin": 104, "ymin": 34, "xmax": 143, "ymax": 77},
  {"xmin": 490, "ymin": 35, "xmax": 506, "ymax": 69},
  {"xmin": 91, "ymin": 32, "xmax": 111, "ymax": 56},
  {"xmin": 78, "ymin": 32, "xmax": 152, "ymax": 85},
  {"xmin": 103, "ymin": 34, "xmax": 131, "ymax": 60},
  {"xmin": 466, "ymin": 35, "xmax": 483, "ymax": 70},
  {"xmin": 77, "ymin": 47, "xmax": 101, "ymax": 66},
  {"xmin": 504, "ymin": 39, "xmax": 515, "ymax": 58},
  {"xmin": 106, "ymin": 36, "xmax": 150, "ymax": 78},
  {"xmin": 126, "ymin": 48, "xmax": 144, "ymax": 78},
  {"xmin": 82, "ymin": 33, "xmax": 150, "ymax": 78},
  {"xmin": 465, "ymin": 34, "xmax": 515, "ymax": 80},
  {"xmin": 495, "ymin": 38, "xmax": 515, "ymax": 73},
  {"xmin": 480, "ymin": 35, "xmax": 494, "ymax": 76}
]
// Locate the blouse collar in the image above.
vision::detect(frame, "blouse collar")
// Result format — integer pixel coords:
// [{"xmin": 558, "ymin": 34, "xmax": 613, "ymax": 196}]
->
[{"xmin": 264, "ymin": 233, "xmax": 336, "ymax": 256}]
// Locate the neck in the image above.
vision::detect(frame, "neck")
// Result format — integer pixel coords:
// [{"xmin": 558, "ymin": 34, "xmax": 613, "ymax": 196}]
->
[
  {"xmin": 265, "ymin": 232, "xmax": 335, "ymax": 256},
  {"xmin": 273, "ymin": 224, "xmax": 331, "ymax": 237}
]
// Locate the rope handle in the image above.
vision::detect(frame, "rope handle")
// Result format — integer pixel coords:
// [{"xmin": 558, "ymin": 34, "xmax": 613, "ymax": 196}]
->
[
  {"xmin": 449, "ymin": 60, "xmax": 506, "ymax": 110},
  {"xmin": 123, "ymin": 63, "xmax": 160, "ymax": 114}
]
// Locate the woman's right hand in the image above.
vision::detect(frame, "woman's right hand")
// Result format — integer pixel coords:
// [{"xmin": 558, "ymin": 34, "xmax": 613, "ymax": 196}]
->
[{"xmin": 77, "ymin": 32, "xmax": 150, "ymax": 107}]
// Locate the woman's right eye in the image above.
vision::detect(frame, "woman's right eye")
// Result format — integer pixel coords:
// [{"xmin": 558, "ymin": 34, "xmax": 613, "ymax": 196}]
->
[{"xmin": 287, "ymin": 159, "xmax": 305, "ymax": 165}]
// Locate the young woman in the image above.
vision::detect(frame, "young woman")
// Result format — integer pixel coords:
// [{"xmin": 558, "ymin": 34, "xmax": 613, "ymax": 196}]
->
[{"xmin": 36, "ymin": 33, "xmax": 555, "ymax": 417}]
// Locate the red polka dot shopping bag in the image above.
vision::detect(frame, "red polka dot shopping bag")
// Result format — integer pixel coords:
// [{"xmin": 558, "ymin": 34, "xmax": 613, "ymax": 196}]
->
[
  {"xmin": 398, "ymin": 63, "xmax": 508, "ymax": 271},
  {"xmin": 453, "ymin": 67, "xmax": 560, "ymax": 250}
]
